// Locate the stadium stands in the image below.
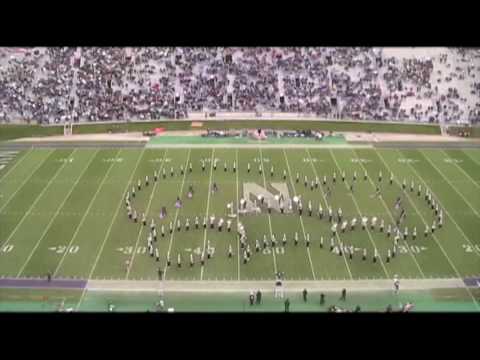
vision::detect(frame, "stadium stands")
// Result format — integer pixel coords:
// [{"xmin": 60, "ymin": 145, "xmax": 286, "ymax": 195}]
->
[{"xmin": 0, "ymin": 47, "xmax": 479, "ymax": 125}]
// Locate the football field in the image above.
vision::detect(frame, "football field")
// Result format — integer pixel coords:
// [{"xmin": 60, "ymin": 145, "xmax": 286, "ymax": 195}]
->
[{"xmin": 0, "ymin": 146, "xmax": 479, "ymax": 306}]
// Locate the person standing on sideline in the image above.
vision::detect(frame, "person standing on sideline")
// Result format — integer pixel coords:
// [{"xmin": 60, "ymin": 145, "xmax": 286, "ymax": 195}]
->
[
  {"xmin": 302, "ymin": 288, "xmax": 308, "ymax": 302},
  {"xmin": 256, "ymin": 289, "xmax": 262, "ymax": 305},
  {"xmin": 249, "ymin": 291, "xmax": 255, "ymax": 306},
  {"xmin": 393, "ymin": 275, "xmax": 400, "ymax": 295},
  {"xmin": 284, "ymin": 298, "xmax": 290, "ymax": 313}
]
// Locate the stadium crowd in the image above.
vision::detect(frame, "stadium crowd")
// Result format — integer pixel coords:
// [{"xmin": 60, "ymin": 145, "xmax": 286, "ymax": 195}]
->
[{"xmin": 0, "ymin": 47, "xmax": 479, "ymax": 125}]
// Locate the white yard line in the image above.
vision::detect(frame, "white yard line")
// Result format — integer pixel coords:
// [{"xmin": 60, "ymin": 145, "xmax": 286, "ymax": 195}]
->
[
  {"xmin": 394, "ymin": 150, "xmax": 480, "ymax": 309},
  {"xmin": 0, "ymin": 148, "xmax": 32, "ymax": 182},
  {"xmin": 439, "ymin": 149, "xmax": 480, "ymax": 189},
  {"xmin": 16, "ymin": 149, "xmax": 95, "ymax": 277},
  {"xmin": 1, "ymin": 149, "xmax": 75, "ymax": 250},
  {"xmin": 126, "ymin": 149, "xmax": 169, "ymax": 279},
  {"xmin": 75, "ymin": 149, "xmax": 145, "ymax": 311},
  {"xmin": 162, "ymin": 150, "xmax": 191, "ymax": 279},
  {"xmin": 305, "ymin": 149, "xmax": 353, "ymax": 280},
  {"xmin": 235, "ymin": 149, "xmax": 241, "ymax": 281},
  {"xmin": 353, "ymin": 149, "xmax": 426, "ymax": 278},
  {"xmin": 412, "ymin": 150, "xmax": 480, "ymax": 257},
  {"xmin": 328, "ymin": 149, "xmax": 390, "ymax": 278},
  {"xmin": 462, "ymin": 150, "xmax": 480, "ymax": 167},
  {"xmin": 0, "ymin": 149, "xmax": 53, "ymax": 214},
  {"xmin": 53, "ymin": 149, "xmax": 121, "ymax": 277},
  {"xmin": 282, "ymin": 149, "xmax": 316, "ymax": 280},
  {"xmin": 421, "ymin": 150, "xmax": 480, "ymax": 218},
  {"xmin": 200, "ymin": 149, "xmax": 215, "ymax": 280},
  {"xmin": 258, "ymin": 148, "xmax": 278, "ymax": 274}
]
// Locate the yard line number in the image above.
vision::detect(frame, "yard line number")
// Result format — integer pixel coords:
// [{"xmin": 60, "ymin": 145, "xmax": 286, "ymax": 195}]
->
[
  {"xmin": 302, "ymin": 158, "xmax": 321, "ymax": 163},
  {"xmin": 103, "ymin": 158, "xmax": 123, "ymax": 163},
  {"xmin": 149, "ymin": 158, "xmax": 172, "ymax": 163},
  {"xmin": 1, "ymin": 244, "xmax": 14, "ymax": 253},
  {"xmin": 444, "ymin": 158, "xmax": 463, "ymax": 164},
  {"xmin": 48, "ymin": 245, "xmax": 79, "ymax": 254},
  {"xmin": 262, "ymin": 247, "xmax": 285, "ymax": 255},
  {"xmin": 351, "ymin": 158, "xmax": 371, "ymax": 163},
  {"xmin": 253, "ymin": 157, "xmax": 270, "ymax": 163},
  {"xmin": 397, "ymin": 158, "xmax": 420, "ymax": 164},
  {"xmin": 398, "ymin": 245, "xmax": 427, "ymax": 254},
  {"xmin": 57, "ymin": 158, "xmax": 74, "ymax": 163},
  {"xmin": 463, "ymin": 244, "xmax": 480, "ymax": 253}
]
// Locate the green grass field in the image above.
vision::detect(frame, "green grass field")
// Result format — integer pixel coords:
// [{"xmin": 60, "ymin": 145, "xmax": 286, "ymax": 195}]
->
[{"xmin": 0, "ymin": 145, "xmax": 479, "ymax": 310}]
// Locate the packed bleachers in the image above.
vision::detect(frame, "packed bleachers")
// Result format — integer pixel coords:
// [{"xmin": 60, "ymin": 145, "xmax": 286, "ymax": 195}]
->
[{"xmin": 0, "ymin": 47, "xmax": 479, "ymax": 125}]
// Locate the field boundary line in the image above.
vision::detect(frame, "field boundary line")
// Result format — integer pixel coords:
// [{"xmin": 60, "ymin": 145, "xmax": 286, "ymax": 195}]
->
[
  {"xmin": 329, "ymin": 149, "xmax": 391, "ymax": 278},
  {"xmin": 0, "ymin": 148, "xmax": 32, "ymax": 182},
  {"xmin": 75, "ymin": 149, "xmax": 146, "ymax": 310},
  {"xmin": 282, "ymin": 149, "xmax": 316, "ymax": 280},
  {"xmin": 1, "ymin": 149, "xmax": 75, "ymax": 250},
  {"xmin": 85, "ymin": 278, "xmax": 468, "ymax": 293},
  {"xmin": 354, "ymin": 149, "xmax": 426, "ymax": 278},
  {"xmin": 414, "ymin": 151, "xmax": 480, "ymax": 256},
  {"xmin": 162, "ymin": 150, "xmax": 191, "ymax": 280},
  {"xmin": 200, "ymin": 149, "xmax": 215, "ymax": 280},
  {"xmin": 396, "ymin": 150, "xmax": 480, "ymax": 309},
  {"xmin": 259, "ymin": 148, "xmax": 278, "ymax": 274},
  {"xmin": 15, "ymin": 149, "xmax": 97, "ymax": 277},
  {"xmin": 305, "ymin": 149, "xmax": 353, "ymax": 280},
  {"xmin": 0, "ymin": 149, "xmax": 54, "ymax": 214},
  {"xmin": 126, "ymin": 149, "xmax": 169, "ymax": 279},
  {"xmin": 421, "ymin": 150, "xmax": 480, "ymax": 218},
  {"xmin": 53, "ymin": 149, "xmax": 122, "ymax": 277},
  {"xmin": 146, "ymin": 144, "xmax": 373, "ymax": 149},
  {"xmin": 439, "ymin": 149, "xmax": 480, "ymax": 189}
]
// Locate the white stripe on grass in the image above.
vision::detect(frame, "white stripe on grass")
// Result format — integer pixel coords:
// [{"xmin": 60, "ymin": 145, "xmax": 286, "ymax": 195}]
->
[
  {"xmin": 53, "ymin": 149, "xmax": 122, "ymax": 277},
  {"xmin": 0, "ymin": 149, "xmax": 53, "ymax": 214},
  {"xmin": 305, "ymin": 149, "xmax": 353, "ymax": 280},
  {"xmin": 393, "ymin": 149, "xmax": 480, "ymax": 310},
  {"xmin": 2, "ymin": 149, "xmax": 76, "ymax": 251},
  {"xmin": 439, "ymin": 149, "xmax": 480, "ymax": 189},
  {"xmin": 282, "ymin": 149, "xmax": 316, "ymax": 280},
  {"xmin": 258, "ymin": 148, "xmax": 277, "ymax": 274},
  {"xmin": 75, "ymin": 149, "xmax": 145, "ymax": 311},
  {"xmin": 200, "ymin": 149, "xmax": 215, "ymax": 280},
  {"xmin": 16, "ymin": 149, "xmax": 96, "ymax": 277},
  {"xmin": 353, "ymin": 148, "xmax": 425, "ymax": 278},
  {"xmin": 421, "ymin": 150, "xmax": 480, "ymax": 218},
  {"xmin": 413, "ymin": 150, "xmax": 480, "ymax": 257},
  {"xmin": 126, "ymin": 149, "xmax": 169, "ymax": 279},
  {"xmin": 0, "ymin": 148, "xmax": 33, "ymax": 182},
  {"xmin": 462, "ymin": 149, "xmax": 480, "ymax": 168},
  {"xmin": 329, "ymin": 148, "xmax": 390, "ymax": 279},
  {"xmin": 162, "ymin": 149, "xmax": 191, "ymax": 280}
]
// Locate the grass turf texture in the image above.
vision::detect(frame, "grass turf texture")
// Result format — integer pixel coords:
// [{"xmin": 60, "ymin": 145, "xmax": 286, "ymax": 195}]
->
[
  {"xmin": 0, "ymin": 120, "xmax": 440, "ymax": 141},
  {"xmin": 0, "ymin": 146, "xmax": 479, "ymax": 288}
]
